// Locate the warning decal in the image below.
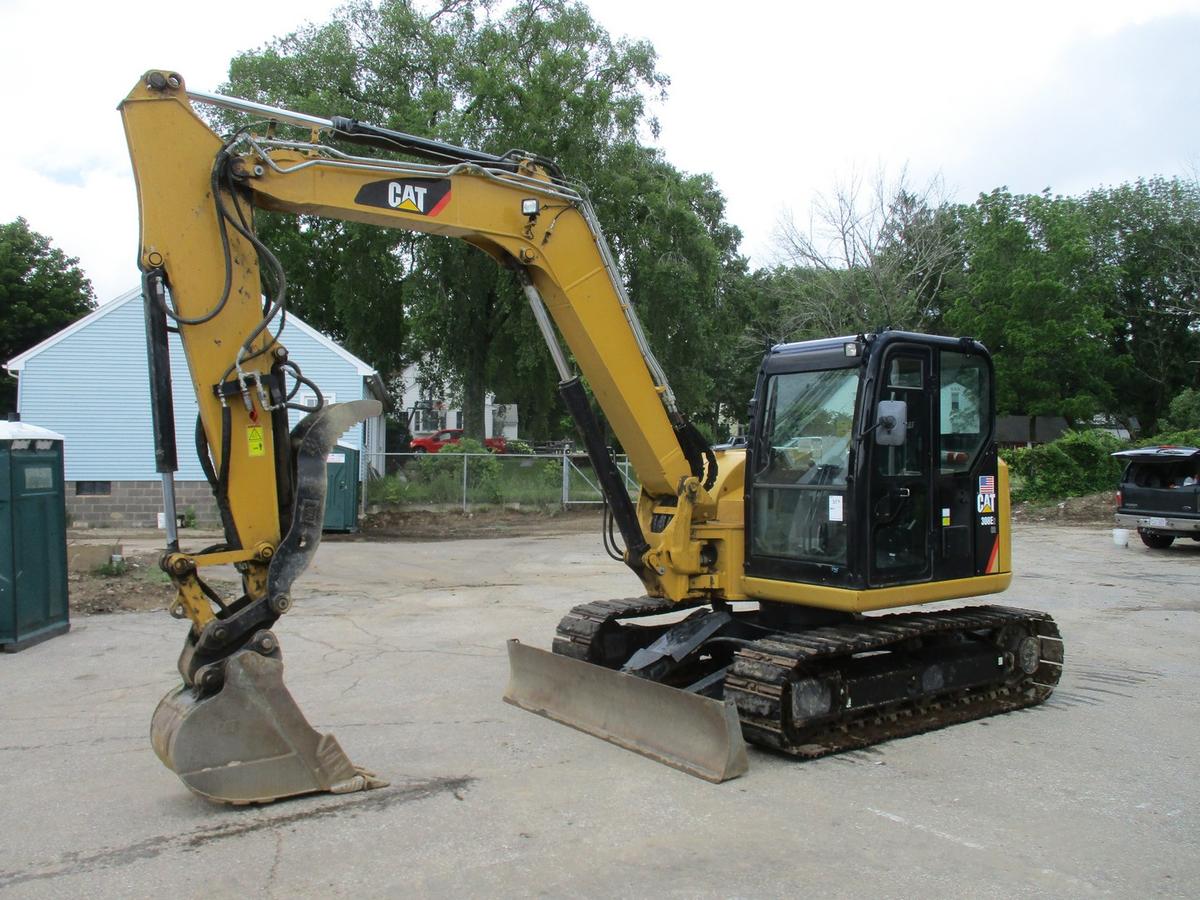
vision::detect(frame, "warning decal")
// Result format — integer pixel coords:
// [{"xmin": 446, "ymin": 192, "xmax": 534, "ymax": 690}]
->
[{"xmin": 247, "ymin": 426, "xmax": 265, "ymax": 457}]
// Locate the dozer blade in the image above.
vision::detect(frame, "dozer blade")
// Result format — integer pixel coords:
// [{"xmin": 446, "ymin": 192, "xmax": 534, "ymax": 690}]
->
[
  {"xmin": 151, "ymin": 649, "xmax": 385, "ymax": 804},
  {"xmin": 503, "ymin": 639, "xmax": 748, "ymax": 783}
]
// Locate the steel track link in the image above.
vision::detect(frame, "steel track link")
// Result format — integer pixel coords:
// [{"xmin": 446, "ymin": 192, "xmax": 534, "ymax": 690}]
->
[
  {"xmin": 551, "ymin": 598, "xmax": 1063, "ymax": 759},
  {"xmin": 724, "ymin": 605, "xmax": 1063, "ymax": 758},
  {"xmin": 552, "ymin": 596, "xmax": 703, "ymax": 664}
]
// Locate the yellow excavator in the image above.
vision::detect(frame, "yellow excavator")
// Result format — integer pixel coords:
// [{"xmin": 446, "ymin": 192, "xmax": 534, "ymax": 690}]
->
[{"xmin": 121, "ymin": 71, "xmax": 1062, "ymax": 803}]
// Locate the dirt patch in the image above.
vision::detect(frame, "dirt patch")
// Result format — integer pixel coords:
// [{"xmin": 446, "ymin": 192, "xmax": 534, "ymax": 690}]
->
[
  {"xmin": 69, "ymin": 552, "xmax": 176, "ymax": 616},
  {"xmin": 351, "ymin": 506, "xmax": 604, "ymax": 541},
  {"xmin": 1013, "ymin": 491, "xmax": 1116, "ymax": 526},
  {"xmin": 66, "ymin": 508, "xmax": 603, "ymax": 616}
]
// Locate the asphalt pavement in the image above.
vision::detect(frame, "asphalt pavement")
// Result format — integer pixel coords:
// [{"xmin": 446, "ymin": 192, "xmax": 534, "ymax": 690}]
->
[{"xmin": 1, "ymin": 524, "xmax": 1196, "ymax": 898}]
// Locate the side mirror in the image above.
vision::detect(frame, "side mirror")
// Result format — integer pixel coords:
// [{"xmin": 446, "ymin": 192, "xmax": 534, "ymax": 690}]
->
[{"xmin": 874, "ymin": 400, "xmax": 907, "ymax": 446}]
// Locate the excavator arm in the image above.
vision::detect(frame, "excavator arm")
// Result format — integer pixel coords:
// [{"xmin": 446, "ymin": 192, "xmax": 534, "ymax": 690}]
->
[{"xmin": 121, "ymin": 71, "xmax": 749, "ymax": 800}]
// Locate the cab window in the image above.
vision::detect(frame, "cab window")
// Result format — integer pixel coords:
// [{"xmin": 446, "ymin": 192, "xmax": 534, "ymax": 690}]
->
[
  {"xmin": 938, "ymin": 351, "xmax": 988, "ymax": 473},
  {"xmin": 752, "ymin": 368, "xmax": 859, "ymax": 565}
]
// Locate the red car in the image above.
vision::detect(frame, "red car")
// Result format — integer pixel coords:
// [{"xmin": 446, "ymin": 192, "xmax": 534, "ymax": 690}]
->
[{"xmin": 410, "ymin": 428, "xmax": 507, "ymax": 454}]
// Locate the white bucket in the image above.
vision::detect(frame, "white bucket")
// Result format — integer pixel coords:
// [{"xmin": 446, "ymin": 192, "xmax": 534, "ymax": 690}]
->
[{"xmin": 1112, "ymin": 528, "xmax": 1130, "ymax": 547}]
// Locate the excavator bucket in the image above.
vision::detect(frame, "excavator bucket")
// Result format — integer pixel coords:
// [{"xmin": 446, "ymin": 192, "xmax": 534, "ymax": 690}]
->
[
  {"xmin": 151, "ymin": 649, "xmax": 384, "ymax": 804},
  {"xmin": 503, "ymin": 640, "xmax": 749, "ymax": 783}
]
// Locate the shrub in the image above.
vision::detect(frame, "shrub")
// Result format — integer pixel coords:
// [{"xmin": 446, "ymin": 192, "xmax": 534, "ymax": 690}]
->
[
  {"xmin": 1135, "ymin": 428, "xmax": 1200, "ymax": 449},
  {"xmin": 1163, "ymin": 388, "xmax": 1200, "ymax": 431},
  {"xmin": 94, "ymin": 558, "xmax": 129, "ymax": 577},
  {"xmin": 419, "ymin": 438, "xmax": 500, "ymax": 480},
  {"xmin": 1005, "ymin": 429, "xmax": 1126, "ymax": 502},
  {"xmin": 400, "ymin": 438, "xmax": 501, "ymax": 504},
  {"xmin": 367, "ymin": 474, "xmax": 407, "ymax": 504}
]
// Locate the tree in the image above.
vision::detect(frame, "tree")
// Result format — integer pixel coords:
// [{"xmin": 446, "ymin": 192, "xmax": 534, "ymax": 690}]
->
[
  {"xmin": 774, "ymin": 168, "xmax": 961, "ymax": 336},
  {"xmin": 1163, "ymin": 387, "xmax": 1200, "ymax": 431},
  {"xmin": 595, "ymin": 145, "xmax": 747, "ymax": 428},
  {"xmin": 0, "ymin": 218, "xmax": 95, "ymax": 413},
  {"xmin": 223, "ymin": 0, "xmax": 752, "ymax": 442},
  {"xmin": 1082, "ymin": 177, "xmax": 1200, "ymax": 434},
  {"xmin": 943, "ymin": 189, "xmax": 1116, "ymax": 428}
]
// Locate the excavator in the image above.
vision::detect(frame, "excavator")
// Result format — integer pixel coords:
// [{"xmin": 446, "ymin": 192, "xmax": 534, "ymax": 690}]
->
[{"xmin": 120, "ymin": 71, "xmax": 1063, "ymax": 803}]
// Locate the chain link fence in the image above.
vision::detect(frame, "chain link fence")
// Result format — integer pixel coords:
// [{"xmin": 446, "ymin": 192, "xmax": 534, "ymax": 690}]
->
[{"xmin": 364, "ymin": 451, "xmax": 638, "ymax": 512}]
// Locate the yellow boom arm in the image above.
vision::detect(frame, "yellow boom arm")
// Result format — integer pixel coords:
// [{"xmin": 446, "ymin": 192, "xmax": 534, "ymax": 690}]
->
[{"xmin": 121, "ymin": 70, "xmax": 746, "ymax": 625}]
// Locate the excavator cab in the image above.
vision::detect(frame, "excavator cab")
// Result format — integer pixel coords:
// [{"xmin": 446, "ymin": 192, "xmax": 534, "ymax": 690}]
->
[{"xmin": 745, "ymin": 331, "xmax": 1002, "ymax": 595}]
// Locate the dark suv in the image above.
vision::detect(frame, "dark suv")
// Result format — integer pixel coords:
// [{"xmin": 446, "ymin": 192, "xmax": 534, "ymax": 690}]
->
[{"xmin": 1113, "ymin": 446, "xmax": 1200, "ymax": 548}]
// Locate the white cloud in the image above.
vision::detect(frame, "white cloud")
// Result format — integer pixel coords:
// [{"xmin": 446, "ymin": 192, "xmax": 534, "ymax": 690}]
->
[
  {"xmin": 586, "ymin": 0, "xmax": 1200, "ymax": 263},
  {"xmin": 0, "ymin": 0, "xmax": 338, "ymax": 300},
  {"xmin": 1, "ymin": 0, "xmax": 1197, "ymax": 297}
]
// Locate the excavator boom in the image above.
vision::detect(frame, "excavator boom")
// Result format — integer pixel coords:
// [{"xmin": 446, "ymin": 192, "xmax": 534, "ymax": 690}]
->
[{"xmin": 121, "ymin": 71, "xmax": 744, "ymax": 800}]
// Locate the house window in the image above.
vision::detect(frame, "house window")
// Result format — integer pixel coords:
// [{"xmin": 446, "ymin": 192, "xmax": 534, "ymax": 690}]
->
[
  {"xmin": 298, "ymin": 391, "xmax": 335, "ymax": 409},
  {"xmin": 76, "ymin": 481, "xmax": 112, "ymax": 496},
  {"xmin": 413, "ymin": 402, "xmax": 444, "ymax": 433}
]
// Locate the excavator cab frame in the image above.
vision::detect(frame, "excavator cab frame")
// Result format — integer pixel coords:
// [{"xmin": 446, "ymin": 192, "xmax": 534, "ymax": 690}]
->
[{"xmin": 744, "ymin": 331, "xmax": 1004, "ymax": 592}]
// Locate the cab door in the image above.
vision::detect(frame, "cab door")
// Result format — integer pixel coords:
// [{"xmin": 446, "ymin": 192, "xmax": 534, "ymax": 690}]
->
[
  {"xmin": 868, "ymin": 346, "xmax": 934, "ymax": 585},
  {"xmin": 933, "ymin": 349, "xmax": 995, "ymax": 580}
]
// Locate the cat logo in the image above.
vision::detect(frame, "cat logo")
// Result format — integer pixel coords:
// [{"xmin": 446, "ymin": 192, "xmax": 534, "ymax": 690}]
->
[
  {"xmin": 354, "ymin": 178, "xmax": 451, "ymax": 217},
  {"xmin": 977, "ymin": 492, "xmax": 995, "ymax": 514},
  {"xmin": 388, "ymin": 182, "xmax": 427, "ymax": 212}
]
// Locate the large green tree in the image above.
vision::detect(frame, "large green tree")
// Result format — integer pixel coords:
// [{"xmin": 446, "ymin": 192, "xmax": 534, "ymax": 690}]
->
[
  {"xmin": 220, "ymin": 0, "xmax": 744, "ymax": 441},
  {"xmin": 1082, "ymin": 177, "xmax": 1200, "ymax": 433},
  {"xmin": 943, "ymin": 189, "xmax": 1116, "ymax": 427},
  {"xmin": 0, "ymin": 218, "xmax": 95, "ymax": 413}
]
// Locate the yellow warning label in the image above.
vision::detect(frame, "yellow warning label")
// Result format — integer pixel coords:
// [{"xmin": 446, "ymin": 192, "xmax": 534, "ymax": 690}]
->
[{"xmin": 247, "ymin": 426, "xmax": 265, "ymax": 457}]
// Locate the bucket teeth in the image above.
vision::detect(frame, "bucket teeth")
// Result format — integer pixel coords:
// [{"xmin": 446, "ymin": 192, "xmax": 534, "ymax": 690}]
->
[{"xmin": 151, "ymin": 648, "xmax": 386, "ymax": 804}]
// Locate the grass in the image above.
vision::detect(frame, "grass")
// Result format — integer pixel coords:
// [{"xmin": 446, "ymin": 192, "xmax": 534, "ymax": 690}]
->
[
  {"xmin": 93, "ymin": 559, "xmax": 130, "ymax": 577},
  {"xmin": 367, "ymin": 455, "xmax": 636, "ymax": 507}
]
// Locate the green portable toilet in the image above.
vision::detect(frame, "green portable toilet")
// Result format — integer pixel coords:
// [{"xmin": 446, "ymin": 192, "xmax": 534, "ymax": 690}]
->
[
  {"xmin": 0, "ymin": 422, "xmax": 69, "ymax": 652},
  {"xmin": 323, "ymin": 444, "xmax": 360, "ymax": 533}
]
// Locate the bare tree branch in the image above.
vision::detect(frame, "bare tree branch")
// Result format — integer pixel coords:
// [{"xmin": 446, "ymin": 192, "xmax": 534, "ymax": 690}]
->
[{"xmin": 772, "ymin": 166, "xmax": 959, "ymax": 338}]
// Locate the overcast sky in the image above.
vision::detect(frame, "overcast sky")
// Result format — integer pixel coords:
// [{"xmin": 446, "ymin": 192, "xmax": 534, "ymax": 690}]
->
[{"xmin": 1, "ymin": 0, "xmax": 1197, "ymax": 302}]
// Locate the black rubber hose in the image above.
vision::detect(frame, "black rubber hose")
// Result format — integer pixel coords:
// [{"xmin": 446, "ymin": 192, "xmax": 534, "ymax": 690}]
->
[{"xmin": 196, "ymin": 414, "xmax": 218, "ymax": 489}]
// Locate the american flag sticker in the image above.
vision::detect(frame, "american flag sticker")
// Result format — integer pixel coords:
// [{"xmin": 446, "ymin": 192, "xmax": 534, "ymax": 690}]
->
[{"xmin": 979, "ymin": 474, "xmax": 996, "ymax": 495}]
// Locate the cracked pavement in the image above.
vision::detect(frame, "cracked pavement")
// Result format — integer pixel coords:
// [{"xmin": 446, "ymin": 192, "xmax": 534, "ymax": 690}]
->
[{"xmin": 1, "ymin": 525, "xmax": 1197, "ymax": 897}]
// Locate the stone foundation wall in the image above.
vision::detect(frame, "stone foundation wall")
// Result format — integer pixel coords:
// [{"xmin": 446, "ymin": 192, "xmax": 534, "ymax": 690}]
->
[{"xmin": 67, "ymin": 481, "xmax": 221, "ymax": 529}]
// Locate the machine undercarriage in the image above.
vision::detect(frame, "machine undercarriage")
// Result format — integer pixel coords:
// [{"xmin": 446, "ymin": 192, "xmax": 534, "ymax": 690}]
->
[{"xmin": 510, "ymin": 597, "xmax": 1063, "ymax": 771}]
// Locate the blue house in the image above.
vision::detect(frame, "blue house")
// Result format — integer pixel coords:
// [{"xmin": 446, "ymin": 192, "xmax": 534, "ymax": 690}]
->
[{"xmin": 5, "ymin": 288, "xmax": 388, "ymax": 528}]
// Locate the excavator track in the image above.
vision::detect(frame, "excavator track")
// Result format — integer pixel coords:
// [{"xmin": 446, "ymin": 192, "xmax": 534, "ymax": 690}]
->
[
  {"xmin": 726, "ymin": 605, "xmax": 1062, "ymax": 757},
  {"xmin": 552, "ymin": 596, "xmax": 707, "ymax": 666},
  {"xmin": 552, "ymin": 599, "xmax": 1062, "ymax": 758}
]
